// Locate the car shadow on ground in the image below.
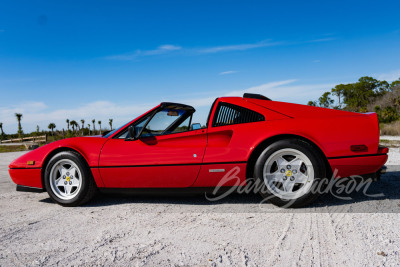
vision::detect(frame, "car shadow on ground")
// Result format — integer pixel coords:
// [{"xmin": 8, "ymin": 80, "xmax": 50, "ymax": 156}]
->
[{"xmin": 40, "ymin": 171, "xmax": 400, "ymax": 212}]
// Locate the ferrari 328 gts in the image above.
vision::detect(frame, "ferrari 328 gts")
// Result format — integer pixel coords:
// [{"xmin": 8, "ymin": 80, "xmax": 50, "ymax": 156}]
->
[{"xmin": 9, "ymin": 93, "xmax": 388, "ymax": 207}]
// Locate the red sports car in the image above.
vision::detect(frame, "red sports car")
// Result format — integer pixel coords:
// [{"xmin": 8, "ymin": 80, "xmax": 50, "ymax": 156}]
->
[{"xmin": 9, "ymin": 93, "xmax": 388, "ymax": 207}]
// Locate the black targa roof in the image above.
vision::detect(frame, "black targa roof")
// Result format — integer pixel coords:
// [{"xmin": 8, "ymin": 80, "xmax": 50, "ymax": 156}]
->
[{"xmin": 160, "ymin": 102, "xmax": 196, "ymax": 112}]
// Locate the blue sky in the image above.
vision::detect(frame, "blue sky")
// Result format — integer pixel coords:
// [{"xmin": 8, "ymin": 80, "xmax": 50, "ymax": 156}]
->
[{"xmin": 1, "ymin": 0, "xmax": 400, "ymax": 133}]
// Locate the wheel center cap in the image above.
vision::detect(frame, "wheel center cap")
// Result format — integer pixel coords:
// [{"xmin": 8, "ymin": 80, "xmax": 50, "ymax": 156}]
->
[
  {"xmin": 66, "ymin": 176, "xmax": 70, "ymax": 182},
  {"xmin": 285, "ymin": 170, "xmax": 292, "ymax": 177}
]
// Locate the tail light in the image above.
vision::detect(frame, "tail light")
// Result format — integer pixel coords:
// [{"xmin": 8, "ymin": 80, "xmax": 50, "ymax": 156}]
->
[{"xmin": 378, "ymin": 145, "xmax": 389, "ymax": 154}]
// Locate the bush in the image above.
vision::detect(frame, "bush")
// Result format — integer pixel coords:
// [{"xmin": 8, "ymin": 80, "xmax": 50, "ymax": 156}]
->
[
  {"xmin": 375, "ymin": 106, "xmax": 399, "ymax": 123},
  {"xmin": 380, "ymin": 121, "xmax": 400, "ymax": 135}
]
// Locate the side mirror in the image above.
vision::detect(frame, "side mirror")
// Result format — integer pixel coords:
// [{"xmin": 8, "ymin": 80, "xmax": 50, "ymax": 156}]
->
[
  {"xmin": 191, "ymin": 123, "xmax": 201, "ymax": 130},
  {"xmin": 126, "ymin": 125, "xmax": 137, "ymax": 140}
]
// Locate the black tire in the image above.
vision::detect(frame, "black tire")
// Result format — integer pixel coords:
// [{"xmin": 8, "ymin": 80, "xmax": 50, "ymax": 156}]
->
[
  {"xmin": 254, "ymin": 139, "xmax": 327, "ymax": 208},
  {"xmin": 44, "ymin": 151, "xmax": 97, "ymax": 207}
]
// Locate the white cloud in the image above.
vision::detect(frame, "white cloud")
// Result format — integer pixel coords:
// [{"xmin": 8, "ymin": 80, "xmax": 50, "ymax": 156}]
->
[
  {"xmin": 106, "ymin": 37, "xmax": 336, "ymax": 60},
  {"xmin": 305, "ymin": 37, "xmax": 336, "ymax": 43},
  {"xmin": 219, "ymin": 70, "xmax": 238, "ymax": 75},
  {"xmin": 141, "ymin": 45, "xmax": 181, "ymax": 56},
  {"xmin": 265, "ymin": 83, "xmax": 334, "ymax": 102},
  {"xmin": 20, "ymin": 101, "xmax": 47, "ymax": 111},
  {"xmin": 197, "ymin": 40, "xmax": 282, "ymax": 54},
  {"xmin": 224, "ymin": 80, "xmax": 297, "ymax": 97},
  {"xmin": 0, "ymin": 100, "xmax": 156, "ymax": 134},
  {"xmin": 158, "ymin": 45, "xmax": 181, "ymax": 51},
  {"xmin": 105, "ymin": 44, "xmax": 182, "ymax": 61},
  {"xmin": 106, "ymin": 41, "xmax": 279, "ymax": 60},
  {"xmin": 178, "ymin": 80, "xmax": 333, "ymax": 124},
  {"xmin": 106, "ymin": 41, "xmax": 275, "ymax": 60},
  {"xmin": 0, "ymin": 80, "xmax": 333, "ymax": 133},
  {"xmin": 376, "ymin": 69, "xmax": 400, "ymax": 82},
  {"xmin": 180, "ymin": 80, "xmax": 333, "ymax": 108}
]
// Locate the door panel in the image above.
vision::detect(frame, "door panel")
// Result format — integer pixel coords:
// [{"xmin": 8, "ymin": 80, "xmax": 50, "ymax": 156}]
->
[
  {"xmin": 99, "ymin": 166, "xmax": 201, "ymax": 188},
  {"xmin": 99, "ymin": 129, "xmax": 207, "ymax": 188}
]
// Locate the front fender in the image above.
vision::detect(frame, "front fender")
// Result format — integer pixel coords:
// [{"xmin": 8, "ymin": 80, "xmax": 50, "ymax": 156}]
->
[{"xmin": 9, "ymin": 137, "xmax": 108, "ymax": 169}]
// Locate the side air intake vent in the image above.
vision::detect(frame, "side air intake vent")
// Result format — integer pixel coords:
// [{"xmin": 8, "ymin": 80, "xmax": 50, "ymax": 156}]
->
[{"xmin": 212, "ymin": 103, "xmax": 265, "ymax": 127}]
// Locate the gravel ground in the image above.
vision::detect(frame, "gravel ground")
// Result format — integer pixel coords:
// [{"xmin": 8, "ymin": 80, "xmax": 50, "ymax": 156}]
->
[
  {"xmin": 1, "ymin": 150, "xmax": 400, "ymax": 266},
  {"xmin": 381, "ymin": 136, "xmax": 400, "ymax": 141}
]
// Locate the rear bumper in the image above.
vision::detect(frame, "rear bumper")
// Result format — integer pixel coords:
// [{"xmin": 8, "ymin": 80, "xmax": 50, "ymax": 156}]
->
[{"xmin": 328, "ymin": 153, "xmax": 388, "ymax": 178}]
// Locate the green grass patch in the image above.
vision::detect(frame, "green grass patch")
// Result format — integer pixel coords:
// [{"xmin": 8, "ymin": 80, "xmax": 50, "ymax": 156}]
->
[
  {"xmin": 380, "ymin": 139, "xmax": 400, "ymax": 147},
  {"xmin": 0, "ymin": 145, "xmax": 27, "ymax": 153}
]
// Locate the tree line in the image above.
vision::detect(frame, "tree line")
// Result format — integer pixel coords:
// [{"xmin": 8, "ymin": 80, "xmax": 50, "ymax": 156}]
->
[
  {"xmin": 307, "ymin": 76, "xmax": 400, "ymax": 123},
  {"xmin": 0, "ymin": 115, "xmax": 114, "ymax": 140}
]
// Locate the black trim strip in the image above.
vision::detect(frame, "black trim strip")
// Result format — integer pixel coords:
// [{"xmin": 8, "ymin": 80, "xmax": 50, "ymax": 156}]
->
[
  {"xmin": 99, "ymin": 186, "xmax": 240, "ymax": 196},
  {"xmin": 327, "ymin": 153, "xmax": 387, "ymax": 160},
  {"xmin": 16, "ymin": 185, "xmax": 44, "ymax": 193},
  {"xmin": 92, "ymin": 161, "xmax": 247, "ymax": 169}
]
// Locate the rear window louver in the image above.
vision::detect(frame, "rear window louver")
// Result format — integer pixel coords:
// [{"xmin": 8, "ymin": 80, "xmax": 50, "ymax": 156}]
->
[{"xmin": 212, "ymin": 103, "xmax": 265, "ymax": 127}]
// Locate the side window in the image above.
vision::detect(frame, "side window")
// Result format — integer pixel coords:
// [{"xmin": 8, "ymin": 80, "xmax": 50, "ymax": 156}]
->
[
  {"xmin": 117, "ymin": 108, "xmax": 192, "ymax": 139},
  {"xmin": 172, "ymin": 115, "xmax": 191, "ymax": 133},
  {"xmin": 212, "ymin": 103, "xmax": 265, "ymax": 127},
  {"xmin": 142, "ymin": 109, "xmax": 185, "ymax": 137}
]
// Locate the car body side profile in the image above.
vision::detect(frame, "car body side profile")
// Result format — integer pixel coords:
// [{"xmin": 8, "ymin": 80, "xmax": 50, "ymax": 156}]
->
[{"xmin": 9, "ymin": 93, "xmax": 388, "ymax": 207}]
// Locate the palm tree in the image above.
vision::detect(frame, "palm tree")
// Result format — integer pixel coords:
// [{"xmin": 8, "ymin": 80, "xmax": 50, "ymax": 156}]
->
[
  {"xmin": 74, "ymin": 121, "xmax": 80, "ymax": 133},
  {"xmin": 0, "ymin": 122, "xmax": 4, "ymax": 139},
  {"xmin": 87, "ymin": 124, "xmax": 91, "ymax": 135},
  {"xmin": 109, "ymin": 119, "xmax": 113, "ymax": 130},
  {"xmin": 15, "ymin": 113, "xmax": 23, "ymax": 138},
  {"xmin": 80, "ymin": 119, "xmax": 85, "ymax": 135},
  {"xmin": 92, "ymin": 119, "xmax": 96, "ymax": 134},
  {"xmin": 36, "ymin": 125, "xmax": 40, "ymax": 134},
  {"xmin": 98, "ymin": 120, "xmax": 102, "ymax": 135},
  {"xmin": 66, "ymin": 119, "xmax": 70, "ymax": 131},
  {"xmin": 70, "ymin": 120, "xmax": 77, "ymax": 133},
  {"xmin": 48, "ymin": 123, "xmax": 56, "ymax": 136}
]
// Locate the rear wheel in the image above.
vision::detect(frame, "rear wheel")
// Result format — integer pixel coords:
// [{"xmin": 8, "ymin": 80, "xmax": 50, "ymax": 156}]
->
[
  {"xmin": 255, "ymin": 139, "xmax": 326, "ymax": 208},
  {"xmin": 44, "ymin": 151, "xmax": 97, "ymax": 206}
]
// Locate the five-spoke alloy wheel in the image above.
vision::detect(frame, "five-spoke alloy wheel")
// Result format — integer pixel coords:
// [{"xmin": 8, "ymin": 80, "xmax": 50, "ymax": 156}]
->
[
  {"xmin": 255, "ymin": 139, "xmax": 326, "ymax": 208},
  {"xmin": 49, "ymin": 159, "xmax": 82, "ymax": 200},
  {"xmin": 263, "ymin": 148, "xmax": 314, "ymax": 200},
  {"xmin": 44, "ymin": 151, "xmax": 97, "ymax": 206}
]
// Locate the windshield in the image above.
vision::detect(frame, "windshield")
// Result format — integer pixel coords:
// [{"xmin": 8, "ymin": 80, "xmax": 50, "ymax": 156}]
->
[
  {"xmin": 103, "ymin": 121, "xmax": 130, "ymax": 138},
  {"xmin": 104, "ymin": 104, "xmax": 197, "ymax": 139}
]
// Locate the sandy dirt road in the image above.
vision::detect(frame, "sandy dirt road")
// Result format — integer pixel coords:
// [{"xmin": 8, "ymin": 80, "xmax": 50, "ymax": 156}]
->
[{"xmin": 1, "ymin": 150, "xmax": 400, "ymax": 266}]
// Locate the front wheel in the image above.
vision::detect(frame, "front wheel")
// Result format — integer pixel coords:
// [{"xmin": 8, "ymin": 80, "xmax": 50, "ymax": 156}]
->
[
  {"xmin": 44, "ymin": 151, "xmax": 97, "ymax": 206},
  {"xmin": 254, "ymin": 139, "xmax": 327, "ymax": 208}
]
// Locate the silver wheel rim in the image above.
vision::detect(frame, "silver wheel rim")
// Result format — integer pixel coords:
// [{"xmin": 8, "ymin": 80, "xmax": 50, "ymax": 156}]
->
[
  {"xmin": 263, "ymin": 148, "xmax": 314, "ymax": 200},
  {"xmin": 49, "ymin": 159, "xmax": 82, "ymax": 200}
]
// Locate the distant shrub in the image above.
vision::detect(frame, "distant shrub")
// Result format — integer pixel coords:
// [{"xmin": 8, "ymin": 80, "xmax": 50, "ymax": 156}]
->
[
  {"xmin": 380, "ymin": 120, "xmax": 400, "ymax": 135},
  {"xmin": 375, "ymin": 106, "xmax": 399, "ymax": 123},
  {"xmin": 65, "ymin": 131, "xmax": 75, "ymax": 138}
]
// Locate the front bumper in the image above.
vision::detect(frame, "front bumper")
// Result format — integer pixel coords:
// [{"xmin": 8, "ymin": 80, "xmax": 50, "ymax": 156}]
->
[{"xmin": 9, "ymin": 168, "xmax": 43, "ymax": 189}]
